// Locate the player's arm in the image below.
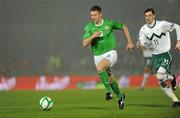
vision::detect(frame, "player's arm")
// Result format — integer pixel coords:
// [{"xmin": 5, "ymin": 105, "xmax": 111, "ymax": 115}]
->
[
  {"xmin": 136, "ymin": 28, "xmax": 146, "ymax": 49},
  {"xmin": 175, "ymin": 40, "xmax": 180, "ymax": 50},
  {"xmin": 112, "ymin": 20, "xmax": 134, "ymax": 51},
  {"xmin": 161, "ymin": 21, "xmax": 180, "ymax": 50},
  {"xmin": 173, "ymin": 23, "xmax": 180, "ymax": 50},
  {"xmin": 83, "ymin": 32, "xmax": 101, "ymax": 48},
  {"xmin": 122, "ymin": 24, "xmax": 134, "ymax": 51}
]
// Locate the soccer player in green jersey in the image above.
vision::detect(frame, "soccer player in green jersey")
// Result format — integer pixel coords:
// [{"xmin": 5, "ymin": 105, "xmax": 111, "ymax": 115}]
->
[
  {"xmin": 136, "ymin": 8, "xmax": 180, "ymax": 108},
  {"xmin": 82, "ymin": 5, "xmax": 134, "ymax": 109}
]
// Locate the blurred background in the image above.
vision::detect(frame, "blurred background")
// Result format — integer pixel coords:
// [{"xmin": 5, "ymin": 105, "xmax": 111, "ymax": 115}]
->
[{"xmin": 0, "ymin": 0, "xmax": 180, "ymax": 77}]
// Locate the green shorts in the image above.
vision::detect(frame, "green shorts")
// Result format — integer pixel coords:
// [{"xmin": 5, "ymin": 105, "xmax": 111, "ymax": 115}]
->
[{"xmin": 152, "ymin": 52, "xmax": 172, "ymax": 74}]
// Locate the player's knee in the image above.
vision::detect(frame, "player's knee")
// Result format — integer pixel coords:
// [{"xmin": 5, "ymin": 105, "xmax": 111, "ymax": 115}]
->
[
  {"xmin": 109, "ymin": 75, "xmax": 114, "ymax": 83},
  {"xmin": 156, "ymin": 73, "xmax": 171, "ymax": 88},
  {"xmin": 159, "ymin": 80, "xmax": 166, "ymax": 88},
  {"xmin": 144, "ymin": 67, "xmax": 150, "ymax": 73},
  {"xmin": 96, "ymin": 66, "xmax": 104, "ymax": 72},
  {"xmin": 156, "ymin": 67, "xmax": 167, "ymax": 80},
  {"xmin": 106, "ymin": 68, "xmax": 112, "ymax": 76},
  {"xmin": 159, "ymin": 80, "xmax": 171, "ymax": 88},
  {"xmin": 156, "ymin": 73, "xmax": 166, "ymax": 80}
]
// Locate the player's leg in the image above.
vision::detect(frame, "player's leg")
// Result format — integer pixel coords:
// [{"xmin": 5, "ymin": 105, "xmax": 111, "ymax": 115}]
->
[
  {"xmin": 108, "ymin": 69, "xmax": 125, "ymax": 109},
  {"xmin": 104, "ymin": 50, "xmax": 125, "ymax": 109},
  {"xmin": 163, "ymin": 73, "xmax": 176, "ymax": 90},
  {"xmin": 153, "ymin": 52, "xmax": 180, "ymax": 108},
  {"xmin": 171, "ymin": 75, "xmax": 176, "ymax": 90},
  {"xmin": 140, "ymin": 58, "xmax": 151, "ymax": 89},
  {"xmin": 156, "ymin": 67, "xmax": 178, "ymax": 100},
  {"xmin": 107, "ymin": 68, "xmax": 123, "ymax": 99},
  {"xmin": 96, "ymin": 50, "xmax": 119, "ymax": 100},
  {"xmin": 96, "ymin": 58, "xmax": 113, "ymax": 96},
  {"xmin": 161, "ymin": 53, "xmax": 177, "ymax": 90},
  {"xmin": 156, "ymin": 67, "xmax": 180, "ymax": 107},
  {"xmin": 140, "ymin": 67, "xmax": 150, "ymax": 89},
  {"xmin": 94, "ymin": 53, "xmax": 114, "ymax": 99}
]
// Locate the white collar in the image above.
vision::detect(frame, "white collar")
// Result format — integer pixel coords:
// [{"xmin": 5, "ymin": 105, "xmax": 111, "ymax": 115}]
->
[{"xmin": 95, "ymin": 19, "xmax": 104, "ymax": 26}]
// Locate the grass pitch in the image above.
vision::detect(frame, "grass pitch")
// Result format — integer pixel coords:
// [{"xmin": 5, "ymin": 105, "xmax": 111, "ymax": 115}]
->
[{"xmin": 0, "ymin": 88, "xmax": 180, "ymax": 118}]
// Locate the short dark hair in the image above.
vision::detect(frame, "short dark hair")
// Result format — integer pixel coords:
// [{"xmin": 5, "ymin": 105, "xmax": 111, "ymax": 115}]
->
[
  {"xmin": 144, "ymin": 8, "xmax": 155, "ymax": 15},
  {"xmin": 90, "ymin": 5, "xmax": 102, "ymax": 13}
]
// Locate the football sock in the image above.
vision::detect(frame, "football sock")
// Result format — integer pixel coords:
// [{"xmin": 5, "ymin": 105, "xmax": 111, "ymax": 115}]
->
[
  {"xmin": 141, "ymin": 73, "xmax": 149, "ymax": 88},
  {"xmin": 110, "ymin": 80, "xmax": 122, "ymax": 99},
  {"xmin": 161, "ymin": 87, "xmax": 179, "ymax": 102},
  {"xmin": 99, "ymin": 71, "xmax": 112, "ymax": 93}
]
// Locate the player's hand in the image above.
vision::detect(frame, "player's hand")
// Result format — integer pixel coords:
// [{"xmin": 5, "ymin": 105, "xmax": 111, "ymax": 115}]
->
[
  {"xmin": 91, "ymin": 32, "xmax": 101, "ymax": 39},
  {"xmin": 126, "ymin": 42, "xmax": 134, "ymax": 52},
  {"xmin": 136, "ymin": 41, "xmax": 142, "ymax": 48},
  {"xmin": 175, "ymin": 40, "xmax": 180, "ymax": 50}
]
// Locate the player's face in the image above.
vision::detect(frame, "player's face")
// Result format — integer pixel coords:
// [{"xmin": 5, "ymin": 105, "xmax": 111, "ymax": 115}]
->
[
  {"xmin": 90, "ymin": 11, "xmax": 102, "ymax": 24},
  {"xmin": 144, "ymin": 11, "xmax": 155, "ymax": 24}
]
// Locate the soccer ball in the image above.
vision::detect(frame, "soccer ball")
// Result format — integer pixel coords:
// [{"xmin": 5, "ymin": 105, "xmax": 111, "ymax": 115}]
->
[{"xmin": 39, "ymin": 96, "xmax": 53, "ymax": 111}]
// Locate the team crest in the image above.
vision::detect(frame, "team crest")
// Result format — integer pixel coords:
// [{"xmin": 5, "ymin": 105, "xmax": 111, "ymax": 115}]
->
[{"xmin": 105, "ymin": 25, "xmax": 109, "ymax": 30}]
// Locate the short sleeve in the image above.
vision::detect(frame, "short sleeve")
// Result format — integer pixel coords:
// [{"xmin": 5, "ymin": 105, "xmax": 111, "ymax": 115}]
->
[
  {"xmin": 161, "ymin": 21, "xmax": 180, "ymax": 39},
  {"xmin": 111, "ymin": 20, "xmax": 123, "ymax": 30},
  {"xmin": 83, "ymin": 25, "xmax": 92, "ymax": 40},
  {"xmin": 161, "ymin": 21, "xmax": 175, "ymax": 32}
]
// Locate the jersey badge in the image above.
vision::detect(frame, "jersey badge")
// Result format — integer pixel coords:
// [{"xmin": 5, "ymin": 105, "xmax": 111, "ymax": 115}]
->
[{"xmin": 105, "ymin": 25, "xmax": 110, "ymax": 30}]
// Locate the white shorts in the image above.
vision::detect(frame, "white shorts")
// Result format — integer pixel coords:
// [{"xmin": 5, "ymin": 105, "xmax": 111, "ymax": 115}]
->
[{"xmin": 94, "ymin": 50, "xmax": 117, "ymax": 67}]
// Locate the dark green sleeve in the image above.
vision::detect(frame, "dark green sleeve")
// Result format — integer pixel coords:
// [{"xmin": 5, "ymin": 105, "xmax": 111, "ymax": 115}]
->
[{"xmin": 111, "ymin": 20, "xmax": 123, "ymax": 30}]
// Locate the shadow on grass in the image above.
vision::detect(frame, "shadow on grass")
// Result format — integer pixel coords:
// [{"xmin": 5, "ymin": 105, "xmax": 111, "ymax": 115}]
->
[
  {"xmin": 0, "ymin": 107, "xmax": 42, "ymax": 113},
  {"xmin": 127, "ymin": 103, "xmax": 169, "ymax": 108}
]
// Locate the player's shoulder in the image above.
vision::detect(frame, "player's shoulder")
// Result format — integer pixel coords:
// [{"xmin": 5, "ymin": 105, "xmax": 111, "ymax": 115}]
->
[
  {"xmin": 106, "ymin": 19, "xmax": 124, "ymax": 27},
  {"xmin": 157, "ymin": 20, "xmax": 170, "ymax": 25},
  {"xmin": 140, "ymin": 24, "xmax": 148, "ymax": 32},
  {"xmin": 85, "ymin": 22, "xmax": 94, "ymax": 27},
  {"xmin": 84, "ymin": 22, "xmax": 94, "ymax": 29},
  {"xmin": 104, "ymin": 19, "xmax": 114, "ymax": 24},
  {"xmin": 157, "ymin": 20, "xmax": 168, "ymax": 23}
]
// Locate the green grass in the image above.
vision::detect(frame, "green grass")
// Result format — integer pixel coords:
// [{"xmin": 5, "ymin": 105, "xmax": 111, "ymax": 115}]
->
[{"xmin": 0, "ymin": 88, "xmax": 180, "ymax": 118}]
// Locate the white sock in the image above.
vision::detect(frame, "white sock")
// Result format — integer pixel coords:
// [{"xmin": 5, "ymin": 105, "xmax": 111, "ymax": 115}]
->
[
  {"xmin": 141, "ymin": 73, "xmax": 149, "ymax": 88},
  {"xmin": 161, "ymin": 87, "xmax": 179, "ymax": 102}
]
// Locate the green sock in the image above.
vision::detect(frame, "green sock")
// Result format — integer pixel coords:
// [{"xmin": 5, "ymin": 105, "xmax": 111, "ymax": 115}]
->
[
  {"xmin": 110, "ymin": 80, "xmax": 122, "ymax": 99},
  {"xmin": 99, "ymin": 71, "xmax": 112, "ymax": 93}
]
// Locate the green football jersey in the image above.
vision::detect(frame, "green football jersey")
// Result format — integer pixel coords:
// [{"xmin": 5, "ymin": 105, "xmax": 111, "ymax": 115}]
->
[{"xmin": 83, "ymin": 19, "xmax": 123, "ymax": 56}]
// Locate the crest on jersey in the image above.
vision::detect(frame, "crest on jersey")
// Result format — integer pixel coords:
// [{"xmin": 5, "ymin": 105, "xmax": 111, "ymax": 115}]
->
[{"xmin": 105, "ymin": 25, "xmax": 109, "ymax": 30}]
